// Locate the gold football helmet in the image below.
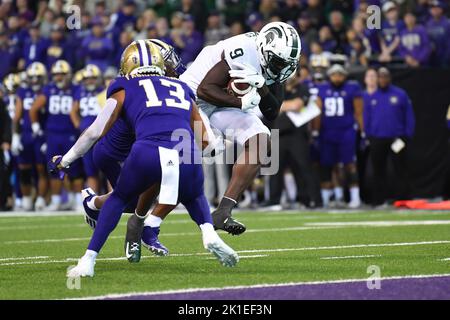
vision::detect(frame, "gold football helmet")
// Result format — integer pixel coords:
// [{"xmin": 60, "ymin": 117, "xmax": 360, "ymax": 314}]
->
[
  {"xmin": 82, "ymin": 64, "xmax": 102, "ymax": 91},
  {"xmin": 3, "ymin": 73, "xmax": 20, "ymax": 93},
  {"xmin": 51, "ymin": 60, "xmax": 72, "ymax": 89},
  {"xmin": 119, "ymin": 40, "xmax": 165, "ymax": 76},
  {"xmin": 73, "ymin": 69, "xmax": 84, "ymax": 85},
  {"xmin": 26, "ymin": 62, "xmax": 48, "ymax": 92}
]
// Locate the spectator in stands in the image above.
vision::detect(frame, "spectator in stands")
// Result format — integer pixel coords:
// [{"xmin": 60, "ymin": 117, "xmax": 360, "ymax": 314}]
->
[
  {"xmin": 170, "ymin": 11, "xmax": 184, "ymax": 38},
  {"xmin": 297, "ymin": 12, "xmax": 318, "ymax": 57},
  {"xmin": 0, "ymin": 30, "xmax": 18, "ymax": 80},
  {"xmin": 399, "ymin": 12, "xmax": 431, "ymax": 67},
  {"xmin": 363, "ymin": 68, "xmax": 415, "ymax": 206},
  {"xmin": 176, "ymin": 0, "xmax": 207, "ymax": 33},
  {"xmin": 328, "ymin": 10, "xmax": 348, "ymax": 54},
  {"xmin": 258, "ymin": 0, "xmax": 279, "ymax": 21},
  {"xmin": 113, "ymin": 0, "xmax": 137, "ymax": 31},
  {"xmin": 114, "ymin": 30, "xmax": 133, "ymax": 67},
  {"xmin": 204, "ymin": 11, "xmax": 229, "ymax": 46},
  {"xmin": 279, "ymin": 0, "xmax": 303, "ymax": 23},
  {"xmin": 156, "ymin": 17, "xmax": 173, "ymax": 46},
  {"xmin": 151, "ymin": 0, "xmax": 174, "ymax": 20},
  {"xmin": 305, "ymin": 0, "xmax": 325, "ymax": 28},
  {"xmin": 379, "ymin": 1, "xmax": 405, "ymax": 63},
  {"xmin": 171, "ymin": 14, "xmax": 203, "ymax": 65},
  {"xmin": 81, "ymin": 18, "xmax": 114, "ymax": 71},
  {"xmin": 39, "ymin": 8, "xmax": 55, "ymax": 38},
  {"xmin": 46, "ymin": 25, "xmax": 69, "ymax": 70},
  {"xmin": 247, "ymin": 12, "xmax": 264, "ymax": 33},
  {"xmin": 426, "ymin": 0, "xmax": 450, "ymax": 67},
  {"xmin": 347, "ymin": 31, "xmax": 369, "ymax": 67},
  {"xmin": 229, "ymin": 21, "xmax": 245, "ymax": 37},
  {"xmin": 318, "ymin": 26, "xmax": 337, "ymax": 53},
  {"xmin": 22, "ymin": 22, "xmax": 48, "ymax": 68}
]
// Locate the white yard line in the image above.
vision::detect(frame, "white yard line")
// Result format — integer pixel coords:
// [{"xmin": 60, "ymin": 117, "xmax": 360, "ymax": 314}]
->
[
  {"xmin": 205, "ymin": 254, "xmax": 268, "ymax": 260},
  {"xmin": 0, "ymin": 256, "xmax": 49, "ymax": 262},
  {"xmin": 306, "ymin": 220, "xmax": 450, "ymax": 227},
  {"xmin": 320, "ymin": 254, "xmax": 381, "ymax": 260},
  {"xmin": 66, "ymin": 273, "xmax": 450, "ymax": 300},
  {"xmin": 439, "ymin": 258, "xmax": 450, "ymax": 261},
  {"xmin": 1, "ymin": 240, "xmax": 448, "ymax": 267}
]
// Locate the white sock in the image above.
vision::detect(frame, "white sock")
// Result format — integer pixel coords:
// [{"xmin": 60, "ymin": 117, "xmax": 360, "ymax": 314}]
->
[
  {"xmin": 144, "ymin": 214, "xmax": 162, "ymax": 227},
  {"xmin": 68, "ymin": 192, "xmax": 75, "ymax": 204},
  {"xmin": 321, "ymin": 189, "xmax": 333, "ymax": 207},
  {"xmin": 334, "ymin": 187, "xmax": 344, "ymax": 201},
  {"xmin": 200, "ymin": 223, "xmax": 219, "ymax": 245},
  {"xmin": 350, "ymin": 186, "xmax": 361, "ymax": 203},
  {"xmin": 87, "ymin": 196, "xmax": 99, "ymax": 210},
  {"xmin": 75, "ymin": 193, "xmax": 82, "ymax": 206},
  {"xmin": 22, "ymin": 196, "xmax": 32, "ymax": 210},
  {"xmin": 51, "ymin": 195, "xmax": 61, "ymax": 206}
]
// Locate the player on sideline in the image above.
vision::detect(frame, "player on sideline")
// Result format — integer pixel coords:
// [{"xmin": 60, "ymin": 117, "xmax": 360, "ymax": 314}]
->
[
  {"xmin": 179, "ymin": 22, "xmax": 301, "ymax": 235},
  {"xmin": 48, "ymin": 40, "xmax": 238, "ymax": 277}
]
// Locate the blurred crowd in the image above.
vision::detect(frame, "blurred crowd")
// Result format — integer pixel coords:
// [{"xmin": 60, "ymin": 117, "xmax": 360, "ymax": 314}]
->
[{"xmin": 0, "ymin": 0, "xmax": 449, "ymax": 211}]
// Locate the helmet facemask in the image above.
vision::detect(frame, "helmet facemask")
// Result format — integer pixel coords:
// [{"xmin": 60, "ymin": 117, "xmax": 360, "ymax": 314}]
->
[{"xmin": 263, "ymin": 51, "xmax": 298, "ymax": 83}]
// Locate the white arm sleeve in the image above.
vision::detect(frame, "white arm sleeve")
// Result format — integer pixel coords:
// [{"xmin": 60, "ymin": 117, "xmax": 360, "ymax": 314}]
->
[{"xmin": 61, "ymin": 98, "xmax": 118, "ymax": 167}]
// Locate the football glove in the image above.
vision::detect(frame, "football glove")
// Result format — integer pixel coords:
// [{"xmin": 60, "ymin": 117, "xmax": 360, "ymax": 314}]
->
[
  {"xmin": 47, "ymin": 155, "xmax": 68, "ymax": 180},
  {"xmin": 229, "ymin": 62, "xmax": 265, "ymax": 89},
  {"xmin": 31, "ymin": 123, "xmax": 43, "ymax": 137},
  {"xmin": 240, "ymin": 87, "xmax": 261, "ymax": 112},
  {"xmin": 11, "ymin": 134, "xmax": 23, "ymax": 156}
]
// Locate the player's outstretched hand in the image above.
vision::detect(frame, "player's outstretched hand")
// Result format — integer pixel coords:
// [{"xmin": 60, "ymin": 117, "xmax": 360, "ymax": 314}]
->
[
  {"xmin": 229, "ymin": 62, "xmax": 265, "ymax": 89},
  {"xmin": 47, "ymin": 155, "xmax": 67, "ymax": 180},
  {"xmin": 240, "ymin": 87, "xmax": 261, "ymax": 112}
]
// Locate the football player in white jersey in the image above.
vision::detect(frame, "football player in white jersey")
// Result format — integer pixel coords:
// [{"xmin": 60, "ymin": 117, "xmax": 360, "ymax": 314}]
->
[{"xmin": 180, "ymin": 22, "xmax": 301, "ymax": 235}]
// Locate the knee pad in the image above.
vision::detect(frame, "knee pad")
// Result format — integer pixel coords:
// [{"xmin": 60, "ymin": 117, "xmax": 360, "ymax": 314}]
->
[{"xmin": 19, "ymin": 168, "xmax": 33, "ymax": 185}]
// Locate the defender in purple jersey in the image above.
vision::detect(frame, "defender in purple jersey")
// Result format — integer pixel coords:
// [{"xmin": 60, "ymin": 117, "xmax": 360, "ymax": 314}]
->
[
  {"xmin": 82, "ymin": 39, "xmax": 190, "ymax": 256},
  {"xmin": 11, "ymin": 62, "xmax": 49, "ymax": 211},
  {"xmin": 49, "ymin": 40, "xmax": 237, "ymax": 277},
  {"xmin": 30, "ymin": 60, "xmax": 84, "ymax": 211},
  {"xmin": 70, "ymin": 64, "xmax": 103, "ymax": 193},
  {"xmin": 312, "ymin": 64, "xmax": 364, "ymax": 209}
]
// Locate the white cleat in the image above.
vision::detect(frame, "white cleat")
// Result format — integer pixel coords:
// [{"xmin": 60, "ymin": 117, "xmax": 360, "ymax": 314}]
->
[
  {"xmin": 203, "ymin": 234, "xmax": 239, "ymax": 267},
  {"xmin": 34, "ymin": 197, "xmax": 46, "ymax": 211},
  {"xmin": 67, "ymin": 255, "xmax": 95, "ymax": 278},
  {"xmin": 348, "ymin": 200, "xmax": 361, "ymax": 209},
  {"xmin": 46, "ymin": 202, "xmax": 61, "ymax": 211}
]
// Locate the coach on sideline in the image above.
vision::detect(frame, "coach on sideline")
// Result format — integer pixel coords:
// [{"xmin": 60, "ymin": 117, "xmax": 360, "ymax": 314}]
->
[
  {"xmin": 363, "ymin": 67, "xmax": 415, "ymax": 206},
  {"xmin": 0, "ymin": 89, "xmax": 12, "ymax": 210}
]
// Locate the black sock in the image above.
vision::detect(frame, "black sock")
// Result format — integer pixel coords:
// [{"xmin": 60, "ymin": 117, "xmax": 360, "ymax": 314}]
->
[{"xmin": 217, "ymin": 197, "xmax": 237, "ymax": 212}]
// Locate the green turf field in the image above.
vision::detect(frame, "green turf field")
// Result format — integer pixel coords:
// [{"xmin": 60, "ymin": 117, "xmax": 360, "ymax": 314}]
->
[{"xmin": 0, "ymin": 209, "xmax": 449, "ymax": 299}]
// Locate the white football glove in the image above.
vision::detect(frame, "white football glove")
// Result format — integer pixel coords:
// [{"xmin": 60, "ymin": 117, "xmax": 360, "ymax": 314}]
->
[
  {"xmin": 31, "ymin": 123, "xmax": 43, "ymax": 137},
  {"xmin": 240, "ymin": 87, "xmax": 261, "ymax": 112},
  {"xmin": 229, "ymin": 62, "xmax": 265, "ymax": 89},
  {"xmin": 11, "ymin": 134, "xmax": 23, "ymax": 156}
]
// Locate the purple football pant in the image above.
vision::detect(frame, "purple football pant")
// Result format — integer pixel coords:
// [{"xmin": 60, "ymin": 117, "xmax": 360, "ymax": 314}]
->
[{"xmin": 88, "ymin": 140, "xmax": 211, "ymax": 253}]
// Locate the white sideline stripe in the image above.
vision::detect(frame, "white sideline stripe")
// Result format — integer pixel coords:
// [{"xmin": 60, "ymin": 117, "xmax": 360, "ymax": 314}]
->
[
  {"xmin": 440, "ymin": 258, "xmax": 450, "ymax": 261},
  {"xmin": 320, "ymin": 254, "xmax": 381, "ymax": 260},
  {"xmin": 1, "ymin": 240, "xmax": 449, "ymax": 267},
  {"xmin": 306, "ymin": 220, "xmax": 450, "ymax": 227},
  {"xmin": 66, "ymin": 273, "xmax": 450, "ymax": 300},
  {"xmin": 0, "ymin": 255, "xmax": 49, "ymax": 262}
]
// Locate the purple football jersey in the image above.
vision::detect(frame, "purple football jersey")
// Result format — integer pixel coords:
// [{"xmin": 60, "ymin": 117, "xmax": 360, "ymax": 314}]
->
[
  {"xmin": 42, "ymin": 83, "xmax": 78, "ymax": 134},
  {"xmin": 73, "ymin": 85, "xmax": 104, "ymax": 131},
  {"xmin": 317, "ymin": 80, "xmax": 362, "ymax": 132},
  {"xmin": 106, "ymin": 75, "xmax": 196, "ymax": 144},
  {"xmin": 17, "ymin": 87, "xmax": 45, "ymax": 134}
]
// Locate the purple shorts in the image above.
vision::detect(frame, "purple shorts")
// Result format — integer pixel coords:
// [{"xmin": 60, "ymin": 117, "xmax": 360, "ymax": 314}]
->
[{"xmin": 319, "ymin": 128, "xmax": 357, "ymax": 166}]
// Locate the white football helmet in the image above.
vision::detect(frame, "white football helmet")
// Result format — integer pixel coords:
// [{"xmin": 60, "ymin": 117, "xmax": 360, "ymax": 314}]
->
[{"xmin": 256, "ymin": 22, "xmax": 301, "ymax": 83}]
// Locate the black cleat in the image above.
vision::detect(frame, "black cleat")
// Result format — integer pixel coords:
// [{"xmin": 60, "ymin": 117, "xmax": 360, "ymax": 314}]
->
[
  {"xmin": 213, "ymin": 209, "xmax": 246, "ymax": 235},
  {"xmin": 124, "ymin": 214, "xmax": 145, "ymax": 263}
]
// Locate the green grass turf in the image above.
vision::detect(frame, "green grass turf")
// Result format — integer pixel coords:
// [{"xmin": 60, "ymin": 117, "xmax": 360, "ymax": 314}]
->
[{"xmin": 0, "ymin": 210, "xmax": 449, "ymax": 299}]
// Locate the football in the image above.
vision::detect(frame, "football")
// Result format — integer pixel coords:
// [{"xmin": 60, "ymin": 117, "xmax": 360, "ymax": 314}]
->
[{"xmin": 227, "ymin": 78, "xmax": 252, "ymax": 97}]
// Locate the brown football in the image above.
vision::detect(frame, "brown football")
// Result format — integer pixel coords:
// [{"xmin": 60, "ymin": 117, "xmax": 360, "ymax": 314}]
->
[{"xmin": 227, "ymin": 78, "xmax": 252, "ymax": 97}]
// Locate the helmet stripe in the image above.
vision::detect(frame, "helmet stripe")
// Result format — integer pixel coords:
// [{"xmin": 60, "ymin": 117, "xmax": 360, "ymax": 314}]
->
[
  {"xmin": 145, "ymin": 41, "xmax": 152, "ymax": 65},
  {"xmin": 291, "ymin": 33, "xmax": 299, "ymax": 59},
  {"xmin": 138, "ymin": 40, "xmax": 149, "ymax": 66},
  {"xmin": 137, "ymin": 42, "xmax": 143, "ymax": 66}
]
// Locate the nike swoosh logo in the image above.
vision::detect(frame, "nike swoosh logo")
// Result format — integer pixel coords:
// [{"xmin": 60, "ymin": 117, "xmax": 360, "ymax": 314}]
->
[{"xmin": 125, "ymin": 242, "xmax": 133, "ymax": 259}]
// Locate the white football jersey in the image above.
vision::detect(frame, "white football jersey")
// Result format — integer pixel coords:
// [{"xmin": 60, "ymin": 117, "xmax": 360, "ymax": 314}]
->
[{"xmin": 180, "ymin": 33, "xmax": 262, "ymax": 97}]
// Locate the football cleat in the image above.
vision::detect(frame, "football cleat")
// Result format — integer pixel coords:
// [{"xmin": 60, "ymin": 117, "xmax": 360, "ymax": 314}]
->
[
  {"xmin": 142, "ymin": 226, "xmax": 169, "ymax": 256},
  {"xmin": 203, "ymin": 232, "xmax": 239, "ymax": 267},
  {"xmin": 81, "ymin": 188, "xmax": 99, "ymax": 230},
  {"xmin": 125, "ymin": 214, "xmax": 145, "ymax": 263},
  {"xmin": 348, "ymin": 199, "xmax": 361, "ymax": 209},
  {"xmin": 67, "ymin": 255, "xmax": 95, "ymax": 278},
  {"xmin": 212, "ymin": 208, "xmax": 247, "ymax": 236}
]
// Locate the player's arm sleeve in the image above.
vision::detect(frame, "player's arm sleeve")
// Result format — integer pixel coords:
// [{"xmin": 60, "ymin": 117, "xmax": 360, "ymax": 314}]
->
[
  {"xmin": 61, "ymin": 97, "xmax": 120, "ymax": 167},
  {"xmin": 258, "ymin": 82, "xmax": 285, "ymax": 121}
]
